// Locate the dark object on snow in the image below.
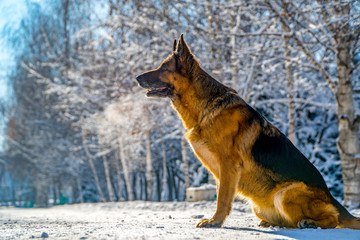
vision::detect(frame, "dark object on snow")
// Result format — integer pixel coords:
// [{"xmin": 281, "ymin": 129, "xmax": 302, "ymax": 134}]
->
[{"xmin": 41, "ymin": 232, "xmax": 49, "ymax": 238}]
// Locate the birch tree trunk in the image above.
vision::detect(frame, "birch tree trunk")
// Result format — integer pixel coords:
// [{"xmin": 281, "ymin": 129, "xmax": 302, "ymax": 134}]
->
[
  {"xmin": 145, "ymin": 130, "xmax": 153, "ymax": 201},
  {"xmin": 205, "ymin": 0, "xmax": 221, "ymax": 80},
  {"xmin": 230, "ymin": 1, "xmax": 241, "ymax": 90},
  {"xmin": 76, "ymin": 177, "xmax": 84, "ymax": 203},
  {"xmin": 160, "ymin": 130, "xmax": 168, "ymax": 201},
  {"xmin": 230, "ymin": 34, "xmax": 238, "ymax": 90},
  {"xmin": 52, "ymin": 180, "xmax": 58, "ymax": 205},
  {"xmin": 281, "ymin": 10, "xmax": 296, "ymax": 145},
  {"xmin": 332, "ymin": 4, "xmax": 360, "ymax": 206},
  {"xmin": 34, "ymin": 172, "xmax": 49, "ymax": 207},
  {"xmin": 114, "ymin": 150, "xmax": 123, "ymax": 201},
  {"xmin": 119, "ymin": 137, "xmax": 133, "ymax": 201},
  {"xmin": 62, "ymin": 0, "xmax": 70, "ymax": 69},
  {"xmin": 82, "ymin": 137, "xmax": 105, "ymax": 202},
  {"xmin": 181, "ymin": 137, "xmax": 189, "ymax": 200},
  {"xmin": 103, "ymin": 156, "xmax": 114, "ymax": 202}
]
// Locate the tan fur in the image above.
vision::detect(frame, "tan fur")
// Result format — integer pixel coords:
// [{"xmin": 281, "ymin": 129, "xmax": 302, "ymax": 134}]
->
[{"xmin": 136, "ymin": 34, "xmax": 360, "ymax": 229}]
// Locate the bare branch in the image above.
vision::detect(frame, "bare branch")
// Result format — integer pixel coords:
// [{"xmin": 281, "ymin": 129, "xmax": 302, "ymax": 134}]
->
[
  {"xmin": 20, "ymin": 62, "xmax": 50, "ymax": 82},
  {"xmin": 215, "ymin": 31, "xmax": 293, "ymax": 38},
  {"xmin": 350, "ymin": 61, "xmax": 360, "ymax": 74},
  {"xmin": 265, "ymin": 0, "xmax": 337, "ymax": 95}
]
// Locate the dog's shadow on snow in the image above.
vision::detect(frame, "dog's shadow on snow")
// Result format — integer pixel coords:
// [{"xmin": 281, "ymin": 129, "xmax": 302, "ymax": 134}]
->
[{"xmin": 223, "ymin": 226, "xmax": 360, "ymax": 240}]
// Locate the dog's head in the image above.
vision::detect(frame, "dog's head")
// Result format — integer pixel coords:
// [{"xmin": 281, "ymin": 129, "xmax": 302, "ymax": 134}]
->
[{"xmin": 136, "ymin": 34, "xmax": 198, "ymax": 98}]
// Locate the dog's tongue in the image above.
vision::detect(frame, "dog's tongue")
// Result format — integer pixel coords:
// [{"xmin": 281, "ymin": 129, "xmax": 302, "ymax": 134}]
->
[
  {"xmin": 147, "ymin": 87, "xmax": 167, "ymax": 92},
  {"xmin": 146, "ymin": 87, "xmax": 169, "ymax": 98}
]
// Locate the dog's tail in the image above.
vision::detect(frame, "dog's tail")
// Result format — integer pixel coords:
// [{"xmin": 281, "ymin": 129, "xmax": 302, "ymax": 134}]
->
[{"xmin": 331, "ymin": 196, "xmax": 360, "ymax": 229}]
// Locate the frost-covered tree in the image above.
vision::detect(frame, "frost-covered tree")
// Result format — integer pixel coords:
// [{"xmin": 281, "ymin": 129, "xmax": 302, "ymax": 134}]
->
[{"xmin": 263, "ymin": 0, "xmax": 360, "ymax": 207}]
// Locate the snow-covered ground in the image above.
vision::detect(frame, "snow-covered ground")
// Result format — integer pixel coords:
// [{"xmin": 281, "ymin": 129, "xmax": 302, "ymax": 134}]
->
[{"xmin": 0, "ymin": 201, "xmax": 359, "ymax": 240}]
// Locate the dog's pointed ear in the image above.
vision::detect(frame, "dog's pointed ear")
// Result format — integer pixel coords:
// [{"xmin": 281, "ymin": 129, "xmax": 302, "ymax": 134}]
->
[
  {"xmin": 176, "ymin": 33, "xmax": 191, "ymax": 57},
  {"xmin": 172, "ymin": 39, "xmax": 177, "ymax": 52},
  {"xmin": 174, "ymin": 33, "xmax": 198, "ymax": 75}
]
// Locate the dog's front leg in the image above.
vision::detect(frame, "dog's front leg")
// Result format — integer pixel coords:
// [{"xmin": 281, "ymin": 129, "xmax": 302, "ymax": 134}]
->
[{"xmin": 196, "ymin": 169, "xmax": 239, "ymax": 228}]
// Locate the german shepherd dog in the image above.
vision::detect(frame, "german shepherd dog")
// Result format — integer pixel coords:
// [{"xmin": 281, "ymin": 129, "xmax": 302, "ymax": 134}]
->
[{"xmin": 136, "ymin": 34, "xmax": 360, "ymax": 229}]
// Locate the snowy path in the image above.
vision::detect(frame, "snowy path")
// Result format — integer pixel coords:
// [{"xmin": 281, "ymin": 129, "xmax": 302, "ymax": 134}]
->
[{"xmin": 0, "ymin": 201, "xmax": 359, "ymax": 240}]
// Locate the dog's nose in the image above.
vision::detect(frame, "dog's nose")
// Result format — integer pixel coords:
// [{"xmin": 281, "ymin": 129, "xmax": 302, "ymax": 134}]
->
[{"xmin": 136, "ymin": 74, "xmax": 143, "ymax": 82}]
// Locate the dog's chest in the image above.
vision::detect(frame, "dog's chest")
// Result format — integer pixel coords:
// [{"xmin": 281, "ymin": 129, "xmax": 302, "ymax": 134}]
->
[{"xmin": 185, "ymin": 128, "xmax": 220, "ymax": 179}]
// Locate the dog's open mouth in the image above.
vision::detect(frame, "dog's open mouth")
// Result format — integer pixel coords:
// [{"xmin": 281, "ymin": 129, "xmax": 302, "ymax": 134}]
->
[{"xmin": 146, "ymin": 87, "xmax": 171, "ymax": 97}]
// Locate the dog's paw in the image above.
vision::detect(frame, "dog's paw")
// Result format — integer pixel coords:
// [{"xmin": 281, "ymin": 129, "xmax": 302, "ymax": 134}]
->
[
  {"xmin": 297, "ymin": 219, "xmax": 317, "ymax": 229},
  {"xmin": 196, "ymin": 218, "xmax": 223, "ymax": 228},
  {"xmin": 258, "ymin": 220, "xmax": 271, "ymax": 228}
]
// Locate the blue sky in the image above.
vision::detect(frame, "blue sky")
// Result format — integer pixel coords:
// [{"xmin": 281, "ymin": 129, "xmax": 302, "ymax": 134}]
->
[
  {"xmin": 0, "ymin": 0, "xmax": 36, "ymax": 149},
  {"xmin": 0, "ymin": 0, "xmax": 30, "ymax": 100}
]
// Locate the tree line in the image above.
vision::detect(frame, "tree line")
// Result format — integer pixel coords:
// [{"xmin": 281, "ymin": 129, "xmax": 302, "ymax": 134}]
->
[{"xmin": 0, "ymin": 0, "xmax": 359, "ymax": 208}]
